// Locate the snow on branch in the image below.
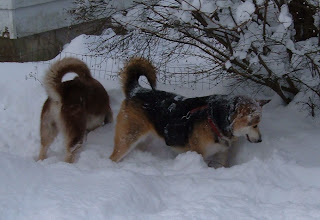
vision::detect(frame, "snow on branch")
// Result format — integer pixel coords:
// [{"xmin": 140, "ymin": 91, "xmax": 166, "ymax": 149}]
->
[{"xmin": 70, "ymin": 0, "xmax": 320, "ymax": 115}]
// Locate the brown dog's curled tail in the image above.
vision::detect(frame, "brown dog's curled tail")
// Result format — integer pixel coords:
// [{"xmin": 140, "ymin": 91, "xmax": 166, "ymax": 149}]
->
[
  {"xmin": 44, "ymin": 57, "xmax": 93, "ymax": 102},
  {"xmin": 120, "ymin": 57, "xmax": 157, "ymax": 98}
]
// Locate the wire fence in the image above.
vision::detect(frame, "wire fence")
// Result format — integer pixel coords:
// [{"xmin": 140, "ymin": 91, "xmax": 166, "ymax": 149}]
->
[
  {"xmin": 41, "ymin": 52, "xmax": 120, "ymax": 81},
  {"xmin": 37, "ymin": 51, "xmax": 221, "ymax": 90}
]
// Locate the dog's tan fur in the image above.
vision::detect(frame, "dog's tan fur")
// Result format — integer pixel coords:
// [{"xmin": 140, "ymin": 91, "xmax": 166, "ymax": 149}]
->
[
  {"xmin": 110, "ymin": 101, "xmax": 154, "ymax": 162},
  {"xmin": 110, "ymin": 57, "xmax": 268, "ymax": 167},
  {"xmin": 38, "ymin": 57, "xmax": 113, "ymax": 163}
]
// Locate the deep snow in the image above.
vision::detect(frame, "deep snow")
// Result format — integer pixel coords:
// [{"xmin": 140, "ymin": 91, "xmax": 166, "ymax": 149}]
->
[{"xmin": 1, "ymin": 36, "xmax": 320, "ymax": 220}]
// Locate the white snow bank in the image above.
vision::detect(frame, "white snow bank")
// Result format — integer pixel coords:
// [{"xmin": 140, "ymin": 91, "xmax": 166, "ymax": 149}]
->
[
  {"xmin": 279, "ymin": 5, "xmax": 292, "ymax": 29},
  {"xmin": 1, "ymin": 36, "xmax": 320, "ymax": 219},
  {"xmin": 236, "ymin": 1, "xmax": 255, "ymax": 24}
]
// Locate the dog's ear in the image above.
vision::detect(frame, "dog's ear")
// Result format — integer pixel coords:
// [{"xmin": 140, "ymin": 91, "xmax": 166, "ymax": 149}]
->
[{"xmin": 257, "ymin": 99, "xmax": 271, "ymax": 107}]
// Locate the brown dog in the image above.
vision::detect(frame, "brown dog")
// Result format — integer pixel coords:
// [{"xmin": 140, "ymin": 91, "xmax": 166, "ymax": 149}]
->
[
  {"xmin": 109, "ymin": 57, "xmax": 269, "ymax": 168},
  {"xmin": 38, "ymin": 57, "xmax": 113, "ymax": 163}
]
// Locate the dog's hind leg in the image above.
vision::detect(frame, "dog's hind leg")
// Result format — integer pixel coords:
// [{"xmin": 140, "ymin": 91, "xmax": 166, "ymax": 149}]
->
[
  {"xmin": 109, "ymin": 105, "xmax": 152, "ymax": 162},
  {"xmin": 64, "ymin": 141, "xmax": 83, "ymax": 163},
  {"xmin": 104, "ymin": 106, "xmax": 113, "ymax": 124},
  {"xmin": 63, "ymin": 129, "xmax": 85, "ymax": 163},
  {"xmin": 39, "ymin": 121, "xmax": 58, "ymax": 161},
  {"xmin": 61, "ymin": 108, "xmax": 86, "ymax": 163},
  {"xmin": 38, "ymin": 100, "xmax": 58, "ymax": 161}
]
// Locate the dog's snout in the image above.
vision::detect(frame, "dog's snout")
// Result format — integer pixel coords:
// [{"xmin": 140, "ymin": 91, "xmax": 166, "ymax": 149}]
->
[{"xmin": 246, "ymin": 134, "xmax": 262, "ymax": 143}]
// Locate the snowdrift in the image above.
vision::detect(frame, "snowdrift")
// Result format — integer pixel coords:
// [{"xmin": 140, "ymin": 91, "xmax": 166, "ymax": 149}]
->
[{"xmin": 0, "ymin": 37, "xmax": 320, "ymax": 220}]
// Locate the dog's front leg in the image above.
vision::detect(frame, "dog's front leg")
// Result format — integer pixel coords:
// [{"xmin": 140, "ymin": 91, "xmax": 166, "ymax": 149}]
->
[{"xmin": 205, "ymin": 150, "xmax": 230, "ymax": 168}]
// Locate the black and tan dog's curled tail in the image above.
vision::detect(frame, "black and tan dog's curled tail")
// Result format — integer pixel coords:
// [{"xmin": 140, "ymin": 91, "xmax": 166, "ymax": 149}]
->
[
  {"xmin": 120, "ymin": 57, "xmax": 157, "ymax": 98},
  {"xmin": 44, "ymin": 57, "xmax": 93, "ymax": 102}
]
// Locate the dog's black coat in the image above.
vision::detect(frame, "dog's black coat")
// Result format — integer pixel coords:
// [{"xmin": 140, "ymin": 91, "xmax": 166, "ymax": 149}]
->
[
  {"xmin": 111, "ymin": 57, "xmax": 267, "ymax": 165},
  {"xmin": 129, "ymin": 88, "xmax": 236, "ymax": 146}
]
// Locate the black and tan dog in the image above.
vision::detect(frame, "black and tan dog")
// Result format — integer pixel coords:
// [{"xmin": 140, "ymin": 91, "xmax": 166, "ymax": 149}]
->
[
  {"xmin": 38, "ymin": 57, "xmax": 113, "ymax": 163},
  {"xmin": 110, "ymin": 57, "xmax": 269, "ymax": 167}
]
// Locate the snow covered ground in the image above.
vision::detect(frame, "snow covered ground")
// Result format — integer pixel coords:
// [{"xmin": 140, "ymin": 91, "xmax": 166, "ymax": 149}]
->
[{"xmin": 1, "ymin": 36, "xmax": 320, "ymax": 220}]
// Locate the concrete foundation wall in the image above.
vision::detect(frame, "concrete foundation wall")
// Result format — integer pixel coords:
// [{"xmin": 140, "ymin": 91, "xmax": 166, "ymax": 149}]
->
[
  {"xmin": 0, "ymin": 0, "xmax": 13, "ymax": 8},
  {"xmin": 0, "ymin": 9, "xmax": 14, "ymax": 38},
  {"xmin": 0, "ymin": 0, "xmax": 115, "ymax": 62},
  {"xmin": 0, "ymin": 18, "xmax": 109, "ymax": 62},
  {"xmin": 14, "ymin": 0, "xmax": 57, "ymax": 8},
  {"xmin": 0, "ymin": 0, "xmax": 75, "ymax": 39},
  {"xmin": 14, "ymin": 0, "xmax": 74, "ymax": 38}
]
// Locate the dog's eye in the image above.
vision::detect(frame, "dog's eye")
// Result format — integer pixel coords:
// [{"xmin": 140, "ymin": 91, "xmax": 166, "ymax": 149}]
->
[{"xmin": 253, "ymin": 125, "xmax": 258, "ymax": 128}]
